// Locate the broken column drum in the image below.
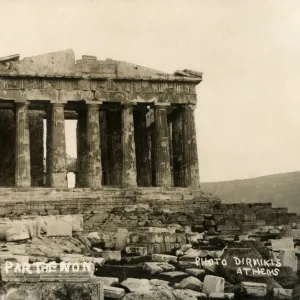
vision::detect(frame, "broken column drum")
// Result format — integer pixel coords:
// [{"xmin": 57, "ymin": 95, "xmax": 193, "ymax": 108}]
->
[{"xmin": 0, "ymin": 50, "xmax": 202, "ymax": 188}]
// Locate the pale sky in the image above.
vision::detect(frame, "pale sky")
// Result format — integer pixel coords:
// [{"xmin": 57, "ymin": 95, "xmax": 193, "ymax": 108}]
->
[{"xmin": 1, "ymin": 0, "xmax": 300, "ymax": 182}]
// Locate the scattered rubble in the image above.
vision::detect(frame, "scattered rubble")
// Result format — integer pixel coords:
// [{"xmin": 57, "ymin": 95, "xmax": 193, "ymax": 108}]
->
[{"xmin": 0, "ymin": 208, "xmax": 299, "ymax": 300}]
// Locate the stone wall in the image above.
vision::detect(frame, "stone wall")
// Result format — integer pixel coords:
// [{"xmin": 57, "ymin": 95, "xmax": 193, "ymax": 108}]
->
[
  {"xmin": 0, "ymin": 188, "xmax": 294, "ymax": 235},
  {"xmin": 212, "ymin": 202, "xmax": 296, "ymax": 234},
  {"xmin": 0, "ymin": 188, "xmax": 218, "ymax": 229}
]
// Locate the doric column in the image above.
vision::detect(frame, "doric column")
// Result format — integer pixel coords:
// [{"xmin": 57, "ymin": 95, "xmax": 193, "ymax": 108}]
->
[
  {"xmin": 172, "ymin": 108, "xmax": 185, "ymax": 187},
  {"xmin": 47, "ymin": 103, "xmax": 67, "ymax": 188},
  {"xmin": 168, "ymin": 118, "xmax": 174, "ymax": 187},
  {"xmin": 100, "ymin": 110, "xmax": 108, "ymax": 186},
  {"xmin": 107, "ymin": 109, "xmax": 122, "ymax": 186},
  {"xmin": 46, "ymin": 107, "xmax": 52, "ymax": 187},
  {"xmin": 76, "ymin": 110, "xmax": 87, "ymax": 187},
  {"xmin": 15, "ymin": 102, "xmax": 31, "ymax": 187},
  {"xmin": 154, "ymin": 103, "xmax": 172, "ymax": 187},
  {"xmin": 121, "ymin": 103, "xmax": 137, "ymax": 187},
  {"xmin": 134, "ymin": 107, "xmax": 151, "ymax": 187},
  {"xmin": 29, "ymin": 111, "xmax": 44, "ymax": 187},
  {"xmin": 86, "ymin": 103, "xmax": 102, "ymax": 188},
  {"xmin": 182, "ymin": 105, "xmax": 200, "ymax": 187}
]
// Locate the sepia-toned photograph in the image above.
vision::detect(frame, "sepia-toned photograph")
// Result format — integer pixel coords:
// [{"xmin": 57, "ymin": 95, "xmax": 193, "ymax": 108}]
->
[{"xmin": 0, "ymin": 0, "xmax": 299, "ymax": 299}]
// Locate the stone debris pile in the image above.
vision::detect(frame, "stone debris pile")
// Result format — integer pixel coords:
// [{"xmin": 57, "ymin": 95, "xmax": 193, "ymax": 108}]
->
[{"xmin": 0, "ymin": 212, "xmax": 299, "ymax": 299}]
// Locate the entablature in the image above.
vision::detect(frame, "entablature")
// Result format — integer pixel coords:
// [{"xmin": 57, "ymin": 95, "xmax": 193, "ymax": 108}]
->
[{"xmin": 0, "ymin": 77, "xmax": 198, "ymax": 105}]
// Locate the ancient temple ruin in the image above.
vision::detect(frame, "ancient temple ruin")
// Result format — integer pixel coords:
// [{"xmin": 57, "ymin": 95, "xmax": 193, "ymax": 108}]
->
[{"xmin": 0, "ymin": 49, "xmax": 202, "ymax": 190}]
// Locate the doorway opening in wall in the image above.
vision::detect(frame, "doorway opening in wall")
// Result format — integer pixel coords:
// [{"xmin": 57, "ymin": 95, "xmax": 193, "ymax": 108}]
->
[
  {"xmin": 65, "ymin": 120, "xmax": 77, "ymax": 188},
  {"xmin": 67, "ymin": 172, "xmax": 76, "ymax": 188},
  {"xmin": 43, "ymin": 119, "xmax": 78, "ymax": 188}
]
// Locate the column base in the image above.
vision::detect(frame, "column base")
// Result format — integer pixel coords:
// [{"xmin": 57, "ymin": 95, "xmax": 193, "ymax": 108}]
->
[
  {"xmin": 15, "ymin": 180, "xmax": 31, "ymax": 188},
  {"xmin": 86, "ymin": 175, "xmax": 102, "ymax": 189},
  {"xmin": 50, "ymin": 173, "xmax": 67, "ymax": 188}
]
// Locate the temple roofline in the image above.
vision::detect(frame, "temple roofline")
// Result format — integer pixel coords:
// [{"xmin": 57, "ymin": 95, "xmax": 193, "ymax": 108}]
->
[{"xmin": 0, "ymin": 49, "xmax": 203, "ymax": 83}]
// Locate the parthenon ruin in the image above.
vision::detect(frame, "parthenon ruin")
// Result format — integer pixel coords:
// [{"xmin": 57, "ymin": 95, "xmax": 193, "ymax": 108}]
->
[{"xmin": 0, "ymin": 49, "xmax": 202, "ymax": 190}]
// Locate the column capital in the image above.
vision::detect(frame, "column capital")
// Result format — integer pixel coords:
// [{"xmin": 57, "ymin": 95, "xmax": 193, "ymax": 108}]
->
[
  {"xmin": 50, "ymin": 100, "xmax": 67, "ymax": 105},
  {"xmin": 154, "ymin": 102, "xmax": 171, "ymax": 107},
  {"xmin": 121, "ymin": 101, "xmax": 137, "ymax": 106},
  {"xmin": 15, "ymin": 101, "xmax": 30, "ymax": 108},
  {"xmin": 85, "ymin": 100, "xmax": 103, "ymax": 106},
  {"xmin": 49, "ymin": 102, "xmax": 66, "ymax": 109}
]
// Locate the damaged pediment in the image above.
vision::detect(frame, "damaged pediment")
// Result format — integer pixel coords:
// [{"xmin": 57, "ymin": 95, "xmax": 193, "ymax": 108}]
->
[
  {"xmin": 0, "ymin": 49, "xmax": 202, "ymax": 82},
  {"xmin": 0, "ymin": 49, "xmax": 75, "ymax": 75},
  {"xmin": 173, "ymin": 69, "xmax": 203, "ymax": 78}
]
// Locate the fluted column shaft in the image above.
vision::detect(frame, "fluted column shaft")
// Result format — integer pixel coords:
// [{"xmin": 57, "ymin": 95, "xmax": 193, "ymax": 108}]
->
[
  {"xmin": 182, "ymin": 105, "xmax": 200, "ymax": 187},
  {"xmin": 76, "ymin": 110, "xmax": 87, "ymax": 187},
  {"xmin": 172, "ymin": 109, "xmax": 185, "ymax": 187},
  {"xmin": 154, "ymin": 104, "xmax": 171, "ymax": 187},
  {"xmin": 135, "ymin": 108, "xmax": 151, "ymax": 187},
  {"xmin": 47, "ymin": 103, "xmax": 67, "ymax": 188},
  {"xmin": 121, "ymin": 104, "xmax": 137, "ymax": 187},
  {"xmin": 15, "ymin": 102, "xmax": 31, "ymax": 187},
  {"xmin": 86, "ymin": 104, "xmax": 102, "ymax": 188}
]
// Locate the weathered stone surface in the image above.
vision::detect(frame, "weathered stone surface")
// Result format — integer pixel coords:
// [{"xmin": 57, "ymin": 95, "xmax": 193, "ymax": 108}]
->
[
  {"xmin": 101, "ymin": 250, "xmax": 121, "ymax": 261},
  {"xmin": 6, "ymin": 222, "xmax": 30, "ymax": 241},
  {"xmin": 279, "ymin": 250, "xmax": 297, "ymax": 272},
  {"xmin": 86, "ymin": 103, "xmax": 102, "ymax": 188},
  {"xmin": 0, "ymin": 254, "xmax": 29, "ymax": 265},
  {"xmin": 0, "ymin": 282, "xmax": 103, "ymax": 300},
  {"xmin": 74, "ymin": 232, "xmax": 91, "ymax": 247},
  {"xmin": 209, "ymin": 292, "xmax": 234, "ymax": 299},
  {"xmin": 15, "ymin": 102, "xmax": 31, "ymax": 188},
  {"xmin": 160, "ymin": 271, "xmax": 189, "ymax": 280},
  {"xmin": 92, "ymin": 275, "xmax": 119, "ymax": 286},
  {"xmin": 271, "ymin": 238, "xmax": 294, "ymax": 251},
  {"xmin": 185, "ymin": 268, "xmax": 206, "ymax": 277},
  {"xmin": 126, "ymin": 246, "xmax": 148, "ymax": 256},
  {"xmin": 273, "ymin": 288, "xmax": 292, "ymax": 299},
  {"xmin": 121, "ymin": 104, "xmax": 137, "ymax": 187},
  {"xmin": 87, "ymin": 232, "xmax": 101, "ymax": 245},
  {"xmin": 154, "ymin": 104, "xmax": 172, "ymax": 187},
  {"xmin": 144, "ymin": 262, "xmax": 175, "ymax": 275},
  {"xmin": 17, "ymin": 49, "xmax": 76, "ymax": 75},
  {"xmin": 47, "ymin": 103, "xmax": 67, "ymax": 188},
  {"xmin": 58, "ymin": 215, "xmax": 83, "ymax": 232},
  {"xmin": 46, "ymin": 219, "xmax": 72, "ymax": 237},
  {"xmin": 182, "ymin": 105, "xmax": 200, "ymax": 187},
  {"xmin": 202, "ymin": 275, "xmax": 225, "ymax": 295},
  {"xmin": 121, "ymin": 286, "xmax": 206, "ymax": 300},
  {"xmin": 135, "ymin": 107, "xmax": 152, "ymax": 187},
  {"xmin": 104, "ymin": 285, "xmax": 125, "ymax": 299},
  {"xmin": 174, "ymin": 289, "xmax": 207, "ymax": 299},
  {"xmin": 175, "ymin": 276, "xmax": 203, "ymax": 292},
  {"xmin": 203, "ymin": 261, "xmax": 218, "ymax": 274},
  {"xmin": 152, "ymin": 254, "xmax": 177, "ymax": 263},
  {"xmin": 179, "ymin": 244, "xmax": 193, "ymax": 253},
  {"xmin": 241, "ymin": 282, "xmax": 267, "ymax": 297},
  {"xmin": 275, "ymin": 267, "xmax": 298, "ymax": 289},
  {"xmin": 115, "ymin": 228, "xmax": 129, "ymax": 251},
  {"xmin": 149, "ymin": 279, "xmax": 169, "ymax": 286},
  {"xmin": 121, "ymin": 278, "xmax": 151, "ymax": 293},
  {"xmin": 76, "ymin": 110, "xmax": 87, "ymax": 187},
  {"xmin": 184, "ymin": 248, "xmax": 202, "ymax": 257}
]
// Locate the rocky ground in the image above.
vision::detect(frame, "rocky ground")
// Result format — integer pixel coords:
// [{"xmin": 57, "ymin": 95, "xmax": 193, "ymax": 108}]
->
[{"xmin": 0, "ymin": 215, "xmax": 299, "ymax": 299}]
